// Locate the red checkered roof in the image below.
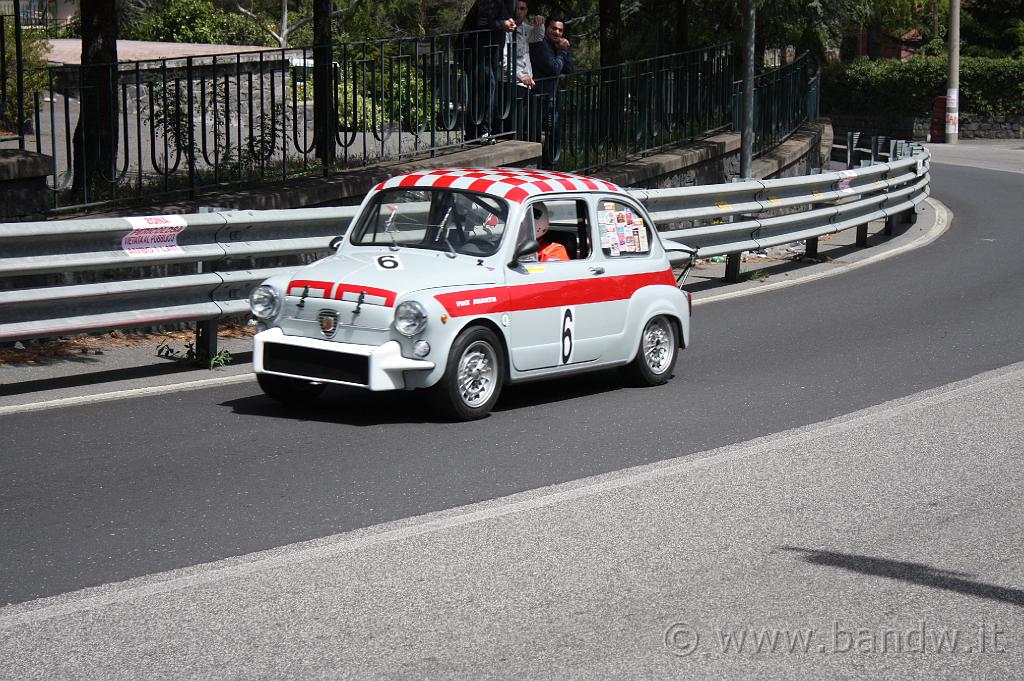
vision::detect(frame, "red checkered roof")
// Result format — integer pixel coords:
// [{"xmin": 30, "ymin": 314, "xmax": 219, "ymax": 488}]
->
[{"xmin": 372, "ymin": 168, "xmax": 622, "ymax": 204}]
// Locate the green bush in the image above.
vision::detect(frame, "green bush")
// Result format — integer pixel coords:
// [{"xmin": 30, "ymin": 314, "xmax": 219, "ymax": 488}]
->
[
  {"xmin": 1, "ymin": 25, "xmax": 49, "ymax": 132},
  {"xmin": 127, "ymin": 0, "xmax": 273, "ymax": 46},
  {"xmin": 822, "ymin": 55, "xmax": 1024, "ymax": 117}
]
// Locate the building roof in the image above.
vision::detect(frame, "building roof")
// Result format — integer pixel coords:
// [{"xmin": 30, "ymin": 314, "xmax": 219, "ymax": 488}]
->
[{"xmin": 372, "ymin": 168, "xmax": 622, "ymax": 204}]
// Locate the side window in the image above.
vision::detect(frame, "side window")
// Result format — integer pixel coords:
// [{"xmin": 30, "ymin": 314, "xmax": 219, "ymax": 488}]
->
[
  {"xmin": 597, "ymin": 199, "xmax": 652, "ymax": 257},
  {"xmin": 524, "ymin": 198, "xmax": 591, "ymax": 262}
]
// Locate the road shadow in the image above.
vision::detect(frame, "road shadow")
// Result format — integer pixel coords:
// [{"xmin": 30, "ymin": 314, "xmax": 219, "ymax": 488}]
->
[
  {"xmin": 0, "ymin": 352, "xmax": 253, "ymax": 397},
  {"xmin": 223, "ymin": 366, "xmax": 633, "ymax": 426},
  {"xmin": 222, "ymin": 386, "xmax": 435, "ymax": 426},
  {"xmin": 783, "ymin": 547, "xmax": 1024, "ymax": 608}
]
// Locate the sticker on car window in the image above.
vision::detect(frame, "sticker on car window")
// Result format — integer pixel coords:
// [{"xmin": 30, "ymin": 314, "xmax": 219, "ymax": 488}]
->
[{"xmin": 375, "ymin": 254, "xmax": 403, "ymax": 270}]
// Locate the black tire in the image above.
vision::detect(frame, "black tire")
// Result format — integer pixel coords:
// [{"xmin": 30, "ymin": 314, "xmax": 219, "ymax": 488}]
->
[
  {"xmin": 431, "ymin": 326, "xmax": 505, "ymax": 421},
  {"xmin": 257, "ymin": 373, "xmax": 326, "ymax": 405},
  {"xmin": 622, "ymin": 316, "xmax": 678, "ymax": 387}
]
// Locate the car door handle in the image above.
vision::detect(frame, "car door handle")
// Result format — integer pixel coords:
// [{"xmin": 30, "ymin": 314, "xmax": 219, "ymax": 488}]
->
[{"xmin": 588, "ymin": 266, "xmax": 605, "ymax": 275}]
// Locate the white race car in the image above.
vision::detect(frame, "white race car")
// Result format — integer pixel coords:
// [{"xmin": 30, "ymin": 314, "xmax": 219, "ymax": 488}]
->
[{"xmin": 250, "ymin": 168, "xmax": 694, "ymax": 420}]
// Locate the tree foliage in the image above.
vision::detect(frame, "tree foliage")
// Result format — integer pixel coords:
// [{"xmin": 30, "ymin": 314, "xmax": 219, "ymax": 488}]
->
[
  {"xmin": 823, "ymin": 54, "xmax": 1024, "ymax": 116},
  {"xmin": 127, "ymin": 0, "xmax": 275, "ymax": 45},
  {"xmin": 1, "ymin": 24, "xmax": 49, "ymax": 131}
]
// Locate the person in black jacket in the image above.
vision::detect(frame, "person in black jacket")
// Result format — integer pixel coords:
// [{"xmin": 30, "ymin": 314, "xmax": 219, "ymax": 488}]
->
[
  {"xmin": 528, "ymin": 16, "xmax": 573, "ymax": 167},
  {"xmin": 460, "ymin": 0, "xmax": 517, "ymax": 142}
]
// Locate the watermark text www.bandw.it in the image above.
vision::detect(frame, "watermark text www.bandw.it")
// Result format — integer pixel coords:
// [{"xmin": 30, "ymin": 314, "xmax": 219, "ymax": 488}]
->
[{"xmin": 663, "ymin": 621, "xmax": 1009, "ymax": 657}]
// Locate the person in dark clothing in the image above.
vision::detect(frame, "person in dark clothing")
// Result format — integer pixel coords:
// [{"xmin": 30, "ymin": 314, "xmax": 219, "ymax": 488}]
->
[
  {"xmin": 528, "ymin": 16, "xmax": 573, "ymax": 167},
  {"xmin": 460, "ymin": 0, "xmax": 517, "ymax": 141}
]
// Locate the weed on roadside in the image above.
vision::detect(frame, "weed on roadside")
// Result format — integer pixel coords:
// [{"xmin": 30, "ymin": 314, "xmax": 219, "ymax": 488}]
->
[{"xmin": 156, "ymin": 341, "xmax": 233, "ymax": 370}]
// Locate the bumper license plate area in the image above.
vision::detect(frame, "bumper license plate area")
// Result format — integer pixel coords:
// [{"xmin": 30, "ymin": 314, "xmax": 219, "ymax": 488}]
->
[{"xmin": 264, "ymin": 343, "xmax": 369, "ymax": 385}]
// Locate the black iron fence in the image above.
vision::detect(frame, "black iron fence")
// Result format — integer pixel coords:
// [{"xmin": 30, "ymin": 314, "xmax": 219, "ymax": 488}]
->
[
  {"xmin": 543, "ymin": 43, "xmax": 735, "ymax": 172},
  {"xmin": 732, "ymin": 52, "xmax": 814, "ymax": 157},
  {"xmin": 1, "ymin": 22, "xmax": 813, "ymax": 213}
]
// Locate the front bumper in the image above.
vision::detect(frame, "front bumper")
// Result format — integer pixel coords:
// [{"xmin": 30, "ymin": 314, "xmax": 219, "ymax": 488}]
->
[{"xmin": 253, "ymin": 327, "xmax": 435, "ymax": 391}]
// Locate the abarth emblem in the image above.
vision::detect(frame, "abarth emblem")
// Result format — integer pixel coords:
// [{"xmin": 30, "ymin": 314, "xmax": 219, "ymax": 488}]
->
[{"xmin": 318, "ymin": 310, "xmax": 338, "ymax": 338}]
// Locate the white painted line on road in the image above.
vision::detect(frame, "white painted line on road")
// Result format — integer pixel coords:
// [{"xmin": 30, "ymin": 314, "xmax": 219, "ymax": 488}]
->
[
  {"xmin": 3, "ymin": 358, "xmax": 1023, "ymax": 629},
  {"xmin": 0, "ymin": 199, "xmax": 951, "ymax": 416},
  {"xmin": 694, "ymin": 198, "xmax": 951, "ymax": 306},
  {"xmin": 0, "ymin": 374, "xmax": 255, "ymax": 416}
]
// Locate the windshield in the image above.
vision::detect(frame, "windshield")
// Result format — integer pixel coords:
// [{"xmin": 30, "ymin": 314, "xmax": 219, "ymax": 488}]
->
[{"xmin": 351, "ymin": 188, "xmax": 509, "ymax": 257}]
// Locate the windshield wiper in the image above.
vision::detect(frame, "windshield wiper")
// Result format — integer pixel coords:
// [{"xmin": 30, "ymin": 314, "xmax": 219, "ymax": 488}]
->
[{"xmin": 384, "ymin": 206, "xmax": 400, "ymax": 252}]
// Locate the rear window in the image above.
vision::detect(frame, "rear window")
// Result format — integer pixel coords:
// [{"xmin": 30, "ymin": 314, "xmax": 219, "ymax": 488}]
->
[{"xmin": 597, "ymin": 200, "xmax": 652, "ymax": 257}]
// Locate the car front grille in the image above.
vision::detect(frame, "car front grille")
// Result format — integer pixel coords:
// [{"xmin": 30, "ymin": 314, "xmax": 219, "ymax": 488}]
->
[{"xmin": 263, "ymin": 343, "xmax": 369, "ymax": 385}]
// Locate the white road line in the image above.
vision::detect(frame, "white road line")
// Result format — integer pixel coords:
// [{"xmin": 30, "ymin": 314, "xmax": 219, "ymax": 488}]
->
[
  {"xmin": 0, "ymin": 198, "xmax": 950, "ymax": 416},
  {"xmin": 0, "ymin": 374, "xmax": 255, "ymax": 416},
  {"xmin": 2, "ymin": 359, "xmax": 1022, "ymax": 628}
]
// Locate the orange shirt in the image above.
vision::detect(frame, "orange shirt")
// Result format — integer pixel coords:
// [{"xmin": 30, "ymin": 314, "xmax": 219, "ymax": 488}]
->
[{"xmin": 538, "ymin": 241, "xmax": 569, "ymax": 262}]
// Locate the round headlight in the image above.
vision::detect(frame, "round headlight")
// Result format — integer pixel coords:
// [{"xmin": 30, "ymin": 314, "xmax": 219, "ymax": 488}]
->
[
  {"xmin": 394, "ymin": 301, "xmax": 428, "ymax": 336},
  {"xmin": 250, "ymin": 285, "xmax": 281, "ymax": 320}
]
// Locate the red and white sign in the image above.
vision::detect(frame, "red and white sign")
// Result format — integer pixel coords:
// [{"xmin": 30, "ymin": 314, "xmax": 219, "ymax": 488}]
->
[{"xmin": 122, "ymin": 215, "xmax": 187, "ymax": 256}]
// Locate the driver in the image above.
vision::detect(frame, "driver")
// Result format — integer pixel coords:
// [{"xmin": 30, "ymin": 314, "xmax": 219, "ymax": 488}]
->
[{"xmin": 532, "ymin": 202, "xmax": 569, "ymax": 261}]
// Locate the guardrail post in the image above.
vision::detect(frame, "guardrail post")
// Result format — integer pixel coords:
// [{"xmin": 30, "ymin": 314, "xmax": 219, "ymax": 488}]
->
[
  {"xmin": 855, "ymin": 222, "xmax": 869, "ymax": 247},
  {"xmin": 195, "ymin": 320, "xmax": 218, "ymax": 365},
  {"xmin": 846, "ymin": 131, "xmax": 860, "ymax": 169},
  {"xmin": 805, "ymin": 237, "xmax": 819, "ymax": 259},
  {"xmin": 724, "ymin": 252, "xmax": 741, "ymax": 283},
  {"xmin": 884, "ymin": 215, "xmax": 895, "ymax": 236}
]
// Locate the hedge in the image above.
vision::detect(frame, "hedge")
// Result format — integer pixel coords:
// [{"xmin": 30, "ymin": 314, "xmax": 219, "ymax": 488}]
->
[{"xmin": 822, "ymin": 56, "xmax": 1024, "ymax": 117}]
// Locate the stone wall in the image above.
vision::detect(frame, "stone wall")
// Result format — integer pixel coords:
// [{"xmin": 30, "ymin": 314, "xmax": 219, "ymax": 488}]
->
[
  {"xmin": 829, "ymin": 112, "xmax": 1024, "ymax": 142},
  {"xmin": 0, "ymin": 150, "xmax": 53, "ymax": 221},
  {"xmin": 593, "ymin": 122, "xmax": 830, "ymax": 189},
  {"xmin": 959, "ymin": 115, "xmax": 1024, "ymax": 139}
]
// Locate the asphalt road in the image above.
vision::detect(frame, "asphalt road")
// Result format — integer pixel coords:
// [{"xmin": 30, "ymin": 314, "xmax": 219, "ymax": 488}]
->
[{"xmin": 1, "ymin": 148, "xmax": 1023, "ymax": 677}]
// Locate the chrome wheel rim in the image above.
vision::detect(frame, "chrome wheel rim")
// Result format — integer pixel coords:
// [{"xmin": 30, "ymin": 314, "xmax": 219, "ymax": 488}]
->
[
  {"xmin": 457, "ymin": 340, "xmax": 497, "ymax": 408},
  {"xmin": 643, "ymin": 318, "xmax": 674, "ymax": 375}
]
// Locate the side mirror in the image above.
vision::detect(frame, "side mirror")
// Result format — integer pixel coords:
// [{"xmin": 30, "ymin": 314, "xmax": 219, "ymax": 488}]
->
[
  {"xmin": 329, "ymin": 235, "xmax": 345, "ymax": 250},
  {"xmin": 663, "ymin": 242, "xmax": 698, "ymax": 289},
  {"xmin": 663, "ymin": 242, "xmax": 697, "ymax": 266},
  {"xmin": 509, "ymin": 238, "xmax": 540, "ymax": 268}
]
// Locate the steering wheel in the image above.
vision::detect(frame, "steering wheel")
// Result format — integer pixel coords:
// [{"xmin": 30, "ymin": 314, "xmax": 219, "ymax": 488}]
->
[{"xmin": 461, "ymin": 238, "xmax": 495, "ymax": 256}]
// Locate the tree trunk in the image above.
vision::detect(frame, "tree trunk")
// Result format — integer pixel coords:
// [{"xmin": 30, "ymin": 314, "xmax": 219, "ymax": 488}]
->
[
  {"xmin": 313, "ymin": 0, "xmax": 335, "ymax": 168},
  {"xmin": 677, "ymin": 0, "xmax": 689, "ymax": 53},
  {"xmin": 71, "ymin": 0, "xmax": 118, "ymax": 201},
  {"xmin": 598, "ymin": 0, "xmax": 623, "ymax": 67}
]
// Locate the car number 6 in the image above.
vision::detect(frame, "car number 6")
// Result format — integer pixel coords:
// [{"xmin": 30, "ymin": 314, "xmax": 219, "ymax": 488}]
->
[
  {"xmin": 560, "ymin": 306, "xmax": 575, "ymax": 365},
  {"xmin": 376, "ymin": 255, "xmax": 402, "ymax": 270}
]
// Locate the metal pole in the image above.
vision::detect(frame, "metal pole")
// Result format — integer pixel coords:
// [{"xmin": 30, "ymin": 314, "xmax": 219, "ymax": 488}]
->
[
  {"xmin": 13, "ymin": 0, "xmax": 26, "ymax": 149},
  {"xmin": 740, "ymin": 0, "xmax": 755, "ymax": 178},
  {"xmin": 945, "ymin": 0, "xmax": 960, "ymax": 144},
  {"xmin": 313, "ymin": 0, "xmax": 335, "ymax": 172}
]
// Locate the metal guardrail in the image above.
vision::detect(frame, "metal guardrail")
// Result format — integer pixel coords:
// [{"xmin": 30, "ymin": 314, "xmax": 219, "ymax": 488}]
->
[
  {"xmin": 0, "ymin": 146, "xmax": 929, "ymax": 345},
  {"xmin": 0, "ymin": 206, "xmax": 356, "ymax": 342},
  {"xmin": 632, "ymin": 144, "xmax": 930, "ymax": 259}
]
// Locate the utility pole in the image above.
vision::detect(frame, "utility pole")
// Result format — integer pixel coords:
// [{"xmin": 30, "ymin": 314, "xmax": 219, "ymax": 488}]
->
[
  {"xmin": 726, "ymin": 0, "xmax": 756, "ymax": 283},
  {"xmin": 740, "ymin": 0, "xmax": 755, "ymax": 178},
  {"xmin": 945, "ymin": 0, "xmax": 960, "ymax": 144},
  {"xmin": 313, "ymin": 0, "xmax": 335, "ymax": 170}
]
